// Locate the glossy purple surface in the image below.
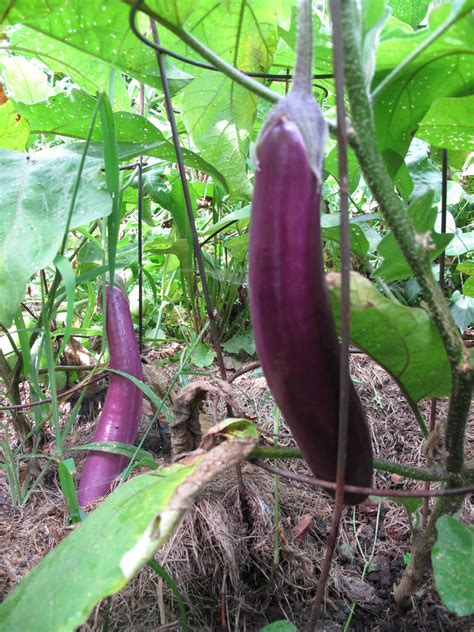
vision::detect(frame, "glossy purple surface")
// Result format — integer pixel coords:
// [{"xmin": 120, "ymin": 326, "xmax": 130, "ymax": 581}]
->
[
  {"xmin": 249, "ymin": 117, "xmax": 372, "ymax": 504},
  {"xmin": 78, "ymin": 284, "xmax": 143, "ymax": 507}
]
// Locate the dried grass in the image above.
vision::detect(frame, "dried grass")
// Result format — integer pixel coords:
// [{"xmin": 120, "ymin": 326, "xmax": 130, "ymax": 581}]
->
[{"xmin": 1, "ymin": 355, "xmax": 473, "ymax": 631}]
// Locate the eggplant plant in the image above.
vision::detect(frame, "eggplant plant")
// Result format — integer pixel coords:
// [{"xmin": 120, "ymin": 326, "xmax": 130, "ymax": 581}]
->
[{"xmin": 0, "ymin": 0, "xmax": 472, "ymax": 628}]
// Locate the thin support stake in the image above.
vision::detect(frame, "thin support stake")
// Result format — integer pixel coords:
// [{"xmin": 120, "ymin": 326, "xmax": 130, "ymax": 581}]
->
[
  {"xmin": 149, "ymin": 20, "xmax": 227, "ymax": 382},
  {"xmin": 422, "ymin": 148, "xmax": 448, "ymax": 525},
  {"xmin": 308, "ymin": 0, "xmax": 351, "ymax": 626}
]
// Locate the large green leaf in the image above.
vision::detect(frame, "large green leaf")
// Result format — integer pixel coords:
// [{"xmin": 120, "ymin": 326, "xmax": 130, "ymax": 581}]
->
[
  {"xmin": 3, "ymin": 0, "xmax": 192, "ymax": 94},
  {"xmin": 375, "ymin": 189, "xmax": 452, "ymax": 282},
  {"xmin": 0, "ymin": 147, "xmax": 111, "ymax": 326},
  {"xmin": 180, "ymin": 74, "xmax": 257, "ymax": 199},
  {"xmin": 373, "ymin": 4, "xmax": 474, "ymax": 175},
  {"xmin": 387, "ymin": 0, "xmax": 430, "ymax": 29},
  {"xmin": 417, "ymin": 95, "xmax": 474, "ymax": 152},
  {"xmin": 0, "ymin": 430, "xmax": 257, "ymax": 631},
  {"xmin": 359, "ymin": 0, "xmax": 391, "ymax": 87},
  {"xmin": 327, "ymin": 272, "xmax": 451, "ymax": 403},
  {"xmin": 14, "ymin": 90, "xmax": 227, "ymax": 188},
  {"xmin": 149, "ymin": 0, "xmax": 289, "ymax": 199},
  {"xmin": 0, "ymin": 56, "xmax": 56, "ymax": 104},
  {"xmin": 432, "ymin": 515, "xmax": 474, "ymax": 617}
]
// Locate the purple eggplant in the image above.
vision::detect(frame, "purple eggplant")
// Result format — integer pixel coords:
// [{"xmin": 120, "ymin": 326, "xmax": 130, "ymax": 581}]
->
[
  {"xmin": 249, "ymin": 114, "xmax": 373, "ymax": 504},
  {"xmin": 78, "ymin": 281, "xmax": 143, "ymax": 507}
]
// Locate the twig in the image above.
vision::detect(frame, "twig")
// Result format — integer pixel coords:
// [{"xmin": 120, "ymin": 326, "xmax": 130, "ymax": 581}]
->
[
  {"xmin": 251, "ymin": 459, "xmax": 474, "ymax": 499},
  {"xmin": 247, "ymin": 447, "xmax": 450, "ymax": 482},
  {"xmin": 150, "ymin": 19, "xmax": 246, "ymax": 496},
  {"xmin": 227, "ymin": 361, "xmax": 261, "ymax": 383},
  {"xmin": 308, "ymin": 0, "xmax": 351, "ymax": 624},
  {"xmin": 0, "ymin": 373, "xmax": 105, "ymax": 411}
]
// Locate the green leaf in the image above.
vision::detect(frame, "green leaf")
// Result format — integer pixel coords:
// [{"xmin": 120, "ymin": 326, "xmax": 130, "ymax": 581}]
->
[
  {"xmin": 0, "ymin": 436, "xmax": 257, "ymax": 632},
  {"xmin": 390, "ymin": 496, "xmax": 423, "ymax": 515},
  {"xmin": 222, "ymin": 328, "xmax": 255, "ymax": 356},
  {"xmin": 325, "ymin": 145, "xmax": 361, "ymax": 194},
  {"xmin": 445, "ymin": 231, "xmax": 474, "ymax": 257},
  {"xmin": 432, "ymin": 515, "xmax": 474, "ymax": 617},
  {"xmin": 417, "ymin": 95, "xmax": 474, "ymax": 152},
  {"xmin": 145, "ymin": 237, "xmax": 189, "ymax": 271},
  {"xmin": 278, "ymin": 6, "xmax": 333, "ymax": 76},
  {"xmin": 387, "ymin": 0, "xmax": 430, "ymax": 28},
  {"xmin": 321, "ymin": 215, "xmax": 371, "ymax": 258},
  {"xmin": 0, "ymin": 146, "xmax": 111, "ymax": 327},
  {"xmin": 0, "ymin": 56, "xmax": 56, "ymax": 104},
  {"xmin": 0, "ymin": 100, "xmax": 30, "ymax": 150},
  {"xmin": 463, "ymin": 276, "xmax": 474, "ymax": 299},
  {"xmin": 450, "ymin": 292, "xmax": 474, "ymax": 333},
  {"xmin": 201, "ymin": 205, "xmax": 251, "ymax": 236},
  {"xmin": 327, "ymin": 272, "xmax": 451, "ymax": 403},
  {"xmin": 69, "ymin": 442, "xmax": 157, "ymax": 470},
  {"xmin": 373, "ymin": 4, "xmax": 474, "ymax": 175},
  {"xmin": 15, "ymin": 90, "xmax": 227, "ymax": 188},
  {"xmin": 190, "ymin": 341, "xmax": 216, "ymax": 368},
  {"xmin": 260, "ymin": 621, "xmax": 297, "ymax": 632},
  {"xmin": 57, "ymin": 459, "xmax": 85, "ymax": 524},
  {"xmin": 175, "ymin": 0, "xmax": 287, "ymax": 199},
  {"xmin": 375, "ymin": 189, "xmax": 452, "ymax": 282},
  {"xmin": 224, "ymin": 234, "xmax": 249, "ymax": 262},
  {"xmin": 4, "ymin": 0, "xmax": 193, "ymax": 94},
  {"xmin": 180, "ymin": 73, "xmax": 255, "ymax": 200},
  {"xmin": 359, "ymin": 0, "xmax": 391, "ymax": 87}
]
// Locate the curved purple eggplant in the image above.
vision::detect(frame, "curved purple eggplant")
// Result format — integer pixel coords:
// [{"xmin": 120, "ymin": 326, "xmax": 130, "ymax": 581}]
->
[
  {"xmin": 249, "ymin": 116, "xmax": 372, "ymax": 504},
  {"xmin": 78, "ymin": 282, "xmax": 143, "ymax": 507}
]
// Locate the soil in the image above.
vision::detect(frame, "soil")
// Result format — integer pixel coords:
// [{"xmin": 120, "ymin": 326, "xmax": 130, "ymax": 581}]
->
[{"xmin": 1, "ymin": 351, "xmax": 473, "ymax": 631}]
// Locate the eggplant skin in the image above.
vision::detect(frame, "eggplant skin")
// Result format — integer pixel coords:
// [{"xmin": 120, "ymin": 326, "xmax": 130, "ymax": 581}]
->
[
  {"xmin": 78, "ymin": 284, "xmax": 143, "ymax": 507},
  {"xmin": 249, "ymin": 117, "xmax": 372, "ymax": 504}
]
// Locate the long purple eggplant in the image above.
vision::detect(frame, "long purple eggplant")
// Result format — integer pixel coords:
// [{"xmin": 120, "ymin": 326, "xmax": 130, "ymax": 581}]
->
[
  {"xmin": 249, "ymin": 114, "xmax": 373, "ymax": 505},
  {"xmin": 248, "ymin": 0, "xmax": 374, "ymax": 506},
  {"xmin": 78, "ymin": 281, "xmax": 143, "ymax": 507}
]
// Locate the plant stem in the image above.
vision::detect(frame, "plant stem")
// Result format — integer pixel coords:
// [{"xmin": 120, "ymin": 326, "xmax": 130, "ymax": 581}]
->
[
  {"xmin": 293, "ymin": 0, "xmax": 313, "ymax": 94},
  {"xmin": 247, "ymin": 447, "xmax": 450, "ymax": 481},
  {"xmin": 340, "ymin": 0, "xmax": 472, "ymax": 605}
]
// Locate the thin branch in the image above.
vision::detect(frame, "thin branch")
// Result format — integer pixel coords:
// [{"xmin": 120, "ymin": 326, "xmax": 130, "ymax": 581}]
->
[
  {"xmin": 246, "ymin": 447, "xmax": 449, "ymax": 482},
  {"xmin": 309, "ymin": 0, "xmax": 352, "ymax": 623},
  {"xmin": 0, "ymin": 373, "xmax": 105, "ymax": 412},
  {"xmin": 251, "ymin": 459, "xmax": 474, "ymax": 499},
  {"xmin": 149, "ymin": 21, "xmax": 228, "ymax": 381}
]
